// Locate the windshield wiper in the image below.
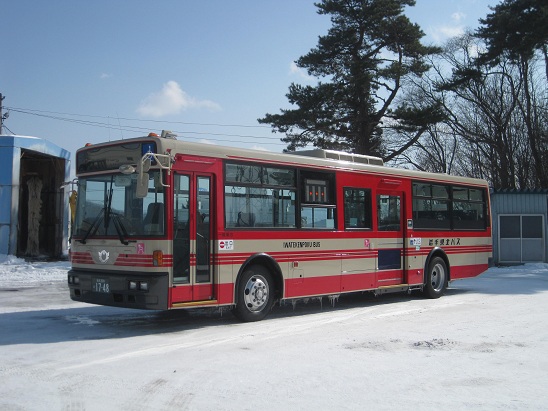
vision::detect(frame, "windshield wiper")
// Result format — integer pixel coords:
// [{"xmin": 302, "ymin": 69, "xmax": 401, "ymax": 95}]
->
[
  {"xmin": 79, "ymin": 209, "xmax": 104, "ymax": 244},
  {"xmin": 103, "ymin": 176, "xmax": 115, "ymax": 234},
  {"xmin": 111, "ymin": 213, "xmax": 131, "ymax": 245},
  {"xmin": 78, "ymin": 175, "xmax": 135, "ymax": 245}
]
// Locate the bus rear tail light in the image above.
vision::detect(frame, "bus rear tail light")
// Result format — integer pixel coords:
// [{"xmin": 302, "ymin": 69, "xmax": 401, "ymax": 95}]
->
[{"xmin": 153, "ymin": 250, "xmax": 163, "ymax": 267}]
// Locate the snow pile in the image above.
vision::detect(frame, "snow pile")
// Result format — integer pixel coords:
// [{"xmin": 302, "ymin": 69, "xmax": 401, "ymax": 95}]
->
[{"xmin": 0, "ymin": 254, "xmax": 69, "ymax": 288}]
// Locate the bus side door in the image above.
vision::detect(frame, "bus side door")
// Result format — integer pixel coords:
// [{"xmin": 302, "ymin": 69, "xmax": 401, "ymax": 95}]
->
[
  {"xmin": 376, "ymin": 191, "xmax": 405, "ymax": 285},
  {"xmin": 171, "ymin": 173, "xmax": 214, "ymax": 303}
]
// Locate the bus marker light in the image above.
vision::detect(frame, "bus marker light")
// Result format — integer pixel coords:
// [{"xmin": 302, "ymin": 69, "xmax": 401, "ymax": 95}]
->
[{"xmin": 153, "ymin": 250, "xmax": 163, "ymax": 267}]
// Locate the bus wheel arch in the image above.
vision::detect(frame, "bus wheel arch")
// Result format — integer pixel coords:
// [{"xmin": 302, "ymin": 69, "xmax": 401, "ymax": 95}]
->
[
  {"xmin": 233, "ymin": 254, "xmax": 283, "ymax": 322},
  {"xmin": 423, "ymin": 249, "xmax": 450, "ymax": 299}
]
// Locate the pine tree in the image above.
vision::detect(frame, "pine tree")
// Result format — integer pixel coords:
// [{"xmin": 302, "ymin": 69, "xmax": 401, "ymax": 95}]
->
[
  {"xmin": 258, "ymin": 0, "xmax": 441, "ymax": 158},
  {"xmin": 476, "ymin": 0, "xmax": 548, "ymax": 80}
]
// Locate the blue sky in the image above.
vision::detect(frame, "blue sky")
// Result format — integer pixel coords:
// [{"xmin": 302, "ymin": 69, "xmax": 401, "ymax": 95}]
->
[{"xmin": 1, "ymin": 0, "xmax": 497, "ymax": 166}]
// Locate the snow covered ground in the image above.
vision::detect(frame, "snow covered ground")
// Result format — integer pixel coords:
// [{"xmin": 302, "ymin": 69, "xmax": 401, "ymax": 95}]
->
[{"xmin": 1, "ymin": 256, "xmax": 547, "ymax": 410}]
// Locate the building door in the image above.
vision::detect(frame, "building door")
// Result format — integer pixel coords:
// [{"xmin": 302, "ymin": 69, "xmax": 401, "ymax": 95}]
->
[
  {"xmin": 172, "ymin": 173, "xmax": 214, "ymax": 303},
  {"xmin": 499, "ymin": 215, "xmax": 545, "ymax": 263}
]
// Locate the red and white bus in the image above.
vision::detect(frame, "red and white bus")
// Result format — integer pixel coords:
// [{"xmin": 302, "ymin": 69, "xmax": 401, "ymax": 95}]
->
[{"xmin": 68, "ymin": 131, "xmax": 492, "ymax": 321}]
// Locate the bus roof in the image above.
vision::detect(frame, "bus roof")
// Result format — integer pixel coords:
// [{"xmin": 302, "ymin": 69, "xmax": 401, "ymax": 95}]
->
[{"xmin": 77, "ymin": 135, "xmax": 489, "ymax": 187}]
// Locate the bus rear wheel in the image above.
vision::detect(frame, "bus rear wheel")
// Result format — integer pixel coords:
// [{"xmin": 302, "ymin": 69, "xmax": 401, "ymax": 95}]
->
[
  {"xmin": 424, "ymin": 257, "xmax": 448, "ymax": 299},
  {"xmin": 233, "ymin": 265, "xmax": 274, "ymax": 322}
]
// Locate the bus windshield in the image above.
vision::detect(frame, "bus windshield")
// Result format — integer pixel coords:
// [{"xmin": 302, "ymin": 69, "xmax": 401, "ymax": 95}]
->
[{"xmin": 73, "ymin": 171, "xmax": 165, "ymax": 242}]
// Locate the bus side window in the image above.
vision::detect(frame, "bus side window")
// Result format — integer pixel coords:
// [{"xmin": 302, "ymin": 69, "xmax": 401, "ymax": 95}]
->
[
  {"xmin": 299, "ymin": 171, "xmax": 336, "ymax": 229},
  {"xmin": 377, "ymin": 194, "xmax": 401, "ymax": 231},
  {"xmin": 344, "ymin": 188, "xmax": 372, "ymax": 229},
  {"xmin": 301, "ymin": 206, "xmax": 335, "ymax": 229},
  {"xmin": 224, "ymin": 162, "xmax": 297, "ymax": 229}
]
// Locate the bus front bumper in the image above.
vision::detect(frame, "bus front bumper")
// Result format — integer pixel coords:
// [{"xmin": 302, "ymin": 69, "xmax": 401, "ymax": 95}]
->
[{"xmin": 67, "ymin": 269, "xmax": 169, "ymax": 310}]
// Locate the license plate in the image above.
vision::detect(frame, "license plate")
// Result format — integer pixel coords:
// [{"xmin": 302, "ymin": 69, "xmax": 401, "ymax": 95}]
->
[{"xmin": 93, "ymin": 278, "xmax": 110, "ymax": 293}]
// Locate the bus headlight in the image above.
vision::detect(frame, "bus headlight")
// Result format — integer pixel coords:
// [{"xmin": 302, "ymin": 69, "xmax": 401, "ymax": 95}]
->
[{"xmin": 128, "ymin": 281, "xmax": 148, "ymax": 291}]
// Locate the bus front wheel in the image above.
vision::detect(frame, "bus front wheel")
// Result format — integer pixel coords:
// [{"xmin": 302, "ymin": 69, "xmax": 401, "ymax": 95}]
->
[
  {"xmin": 424, "ymin": 257, "xmax": 448, "ymax": 299},
  {"xmin": 233, "ymin": 265, "xmax": 274, "ymax": 322}
]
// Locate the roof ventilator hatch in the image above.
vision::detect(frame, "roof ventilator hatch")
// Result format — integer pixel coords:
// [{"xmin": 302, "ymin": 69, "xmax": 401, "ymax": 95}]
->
[{"xmin": 290, "ymin": 149, "xmax": 383, "ymax": 166}]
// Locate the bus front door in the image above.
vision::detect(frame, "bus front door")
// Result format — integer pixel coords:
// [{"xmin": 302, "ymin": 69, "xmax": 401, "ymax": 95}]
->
[
  {"xmin": 172, "ymin": 173, "xmax": 214, "ymax": 304},
  {"xmin": 376, "ymin": 191, "xmax": 405, "ymax": 286}
]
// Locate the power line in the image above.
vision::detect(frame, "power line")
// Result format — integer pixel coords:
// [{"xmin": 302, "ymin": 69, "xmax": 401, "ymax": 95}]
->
[
  {"xmin": 6, "ymin": 106, "xmax": 286, "ymax": 146},
  {"xmin": 3, "ymin": 124, "xmax": 14, "ymax": 134},
  {"xmin": 5, "ymin": 106, "xmax": 271, "ymax": 129}
]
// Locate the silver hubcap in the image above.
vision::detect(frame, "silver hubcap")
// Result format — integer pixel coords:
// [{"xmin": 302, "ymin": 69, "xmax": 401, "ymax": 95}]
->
[
  {"xmin": 430, "ymin": 263, "xmax": 446, "ymax": 292},
  {"xmin": 243, "ymin": 274, "xmax": 269, "ymax": 312}
]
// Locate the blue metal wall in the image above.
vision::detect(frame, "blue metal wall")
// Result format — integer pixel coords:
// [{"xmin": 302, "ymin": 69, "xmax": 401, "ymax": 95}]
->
[{"xmin": 0, "ymin": 135, "xmax": 70, "ymax": 256}]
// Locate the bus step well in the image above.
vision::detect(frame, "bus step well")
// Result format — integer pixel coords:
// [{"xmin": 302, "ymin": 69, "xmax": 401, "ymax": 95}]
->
[{"xmin": 172, "ymin": 300, "xmax": 219, "ymax": 308}]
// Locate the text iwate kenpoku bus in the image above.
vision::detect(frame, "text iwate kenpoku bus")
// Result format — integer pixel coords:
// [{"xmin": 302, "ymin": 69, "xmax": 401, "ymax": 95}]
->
[{"xmin": 68, "ymin": 131, "xmax": 492, "ymax": 321}]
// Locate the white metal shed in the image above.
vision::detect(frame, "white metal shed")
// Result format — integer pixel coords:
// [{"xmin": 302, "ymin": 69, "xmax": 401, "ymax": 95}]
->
[{"xmin": 491, "ymin": 189, "xmax": 548, "ymax": 264}]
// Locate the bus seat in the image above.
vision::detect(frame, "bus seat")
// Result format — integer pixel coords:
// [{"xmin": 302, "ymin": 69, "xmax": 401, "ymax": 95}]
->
[
  {"xmin": 237, "ymin": 212, "xmax": 255, "ymax": 227},
  {"xmin": 144, "ymin": 203, "xmax": 164, "ymax": 235}
]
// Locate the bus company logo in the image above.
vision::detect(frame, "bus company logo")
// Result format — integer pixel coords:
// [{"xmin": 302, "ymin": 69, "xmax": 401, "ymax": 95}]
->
[
  {"xmin": 429, "ymin": 238, "xmax": 461, "ymax": 246},
  {"xmin": 97, "ymin": 250, "xmax": 110, "ymax": 263},
  {"xmin": 283, "ymin": 241, "xmax": 321, "ymax": 249}
]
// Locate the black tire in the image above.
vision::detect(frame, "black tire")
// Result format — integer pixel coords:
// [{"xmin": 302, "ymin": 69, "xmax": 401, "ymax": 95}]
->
[
  {"xmin": 233, "ymin": 265, "xmax": 274, "ymax": 322},
  {"xmin": 423, "ymin": 256, "xmax": 448, "ymax": 299}
]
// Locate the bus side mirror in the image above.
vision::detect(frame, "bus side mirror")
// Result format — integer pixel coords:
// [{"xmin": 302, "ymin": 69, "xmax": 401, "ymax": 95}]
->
[
  {"xmin": 136, "ymin": 156, "xmax": 152, "ymax": 198},
  {"xmin": 136, "ymin": 172, "xmax": 149, "ymax": 198}
]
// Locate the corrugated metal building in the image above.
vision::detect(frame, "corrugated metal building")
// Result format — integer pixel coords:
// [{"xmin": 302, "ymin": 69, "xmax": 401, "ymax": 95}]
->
[
  {"xmin": 0, "ymin": 135, "xmax": 71, "ymax": 258},
  {"xmin": 491, "ymin": 189, "xmax": 548, "ymax": 264}
]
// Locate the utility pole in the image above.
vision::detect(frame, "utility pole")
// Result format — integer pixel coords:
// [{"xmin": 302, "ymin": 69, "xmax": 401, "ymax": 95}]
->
[{"xmin": 0, "ymin": 93, "xmax": 6, "ymax": 134}]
